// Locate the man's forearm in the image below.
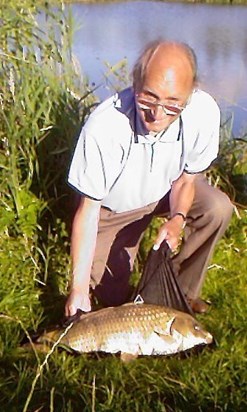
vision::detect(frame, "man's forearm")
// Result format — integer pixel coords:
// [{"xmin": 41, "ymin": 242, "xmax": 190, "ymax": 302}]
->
[
  {"xmin": 70, "ymin": 196, "xmax": 101, "ymax": 294},
  {"xmin": 154, "ymin": 173, "xmax": 197, "ymax": 251},
  {"xmin": 169, "ymin": 173, "xmax": 196, "ymax": 218}
]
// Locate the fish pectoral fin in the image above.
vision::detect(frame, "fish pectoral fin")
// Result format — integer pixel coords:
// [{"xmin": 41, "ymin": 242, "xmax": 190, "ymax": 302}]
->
[
  {"xmin": 153, "ymin": 318, "xmax": 175, "ymax": 336},
  {"xmin": 120, "ymin": 352, "xmax": 138, "ymax": 362},
  {"xmin": 153, "ymin": 330, "xmax": 175, "ymax": 345},
  {"xmin": 153, "ymin": 327, "xmax": 169, "ymax": 335}
]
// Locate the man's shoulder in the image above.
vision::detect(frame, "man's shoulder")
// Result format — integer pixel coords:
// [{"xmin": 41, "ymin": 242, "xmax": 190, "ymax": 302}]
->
[
  {"xmin": 188, "ymin": 89, "xmax": 220, "ymax": 113},
  {"xmin": 182, "ymin": 89, "xmax": 220, "ymax": 126},
  {"xmin": 86, "ymin": 87, "xmax": 135, "ymax": 127},
  {"xmin": 82, "ymin": 87, "xmax": 134, "ymax": 150}
]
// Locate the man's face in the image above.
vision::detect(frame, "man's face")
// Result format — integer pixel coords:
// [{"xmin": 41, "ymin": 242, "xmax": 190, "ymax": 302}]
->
[{"xmin": 135, "ymin": 52, "xmax": 194, "ymax": 133}]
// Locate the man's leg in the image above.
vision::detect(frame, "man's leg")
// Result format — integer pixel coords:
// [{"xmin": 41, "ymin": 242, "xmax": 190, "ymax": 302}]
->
[
  {"xmin": 91, "ymin": 203, "xmax": 157, "ymax": 306},
  {"xmin": 90, "ymin": 175, "xmax": 233, "ymax": 308},
  {"xmin": 172, "ymin": 175, "xmax": 234, "ymax": 301}
]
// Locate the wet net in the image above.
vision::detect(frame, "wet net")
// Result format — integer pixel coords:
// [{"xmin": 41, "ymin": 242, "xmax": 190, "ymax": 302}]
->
[{"xmin": 132, "ymin": 241, "xmax": 194, "ymax": 316}]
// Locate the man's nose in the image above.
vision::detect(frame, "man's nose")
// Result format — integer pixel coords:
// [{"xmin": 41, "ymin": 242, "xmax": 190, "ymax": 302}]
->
[{"xmin": 150, "ymin": 104, "xmax": 166, "ymax": 120}]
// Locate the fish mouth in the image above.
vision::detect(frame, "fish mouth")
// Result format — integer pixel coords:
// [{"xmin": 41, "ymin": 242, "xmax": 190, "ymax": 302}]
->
[
  {"xmin": 205, "ymin": 332, "xmax": 214, "ymax": 345},
  {"xmin": 206, "ymin": 334, "xmax": 216, "ymax": 347}
]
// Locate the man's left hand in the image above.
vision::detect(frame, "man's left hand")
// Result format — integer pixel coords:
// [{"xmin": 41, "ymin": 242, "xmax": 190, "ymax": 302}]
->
[{"xmin": 154, "ymin": 215, "xmax": 185, "ymax": 251}]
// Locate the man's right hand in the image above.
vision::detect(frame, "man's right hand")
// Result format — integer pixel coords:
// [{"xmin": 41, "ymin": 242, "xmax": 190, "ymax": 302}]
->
[{"xmin": 65, "ymin": 289, "xmax": 91, "ymax": 317}]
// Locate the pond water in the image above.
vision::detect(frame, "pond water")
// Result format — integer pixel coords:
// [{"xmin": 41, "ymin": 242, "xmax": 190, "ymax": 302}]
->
[{"xmin": 69, "ymin": 1, "xmax": 247, "ymax": 137}]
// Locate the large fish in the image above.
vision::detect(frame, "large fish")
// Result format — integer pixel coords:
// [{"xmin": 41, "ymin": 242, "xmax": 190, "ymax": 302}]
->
[{"xmin": 30, "ymin": 303, "xmax": 213, "ymax": 361}]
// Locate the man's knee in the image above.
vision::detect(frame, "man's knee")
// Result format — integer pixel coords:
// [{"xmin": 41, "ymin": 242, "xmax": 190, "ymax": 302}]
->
[
  {"xmin": 209, "ymin": 188, "xmax": 233, "ymax": 219},
  {"xmin": 198, "ymin": 186, "xmax": 234, "ymax": 228},
  {"xmin": 192, "ymin": 176, "xmax": 234, "ymax": 229}
]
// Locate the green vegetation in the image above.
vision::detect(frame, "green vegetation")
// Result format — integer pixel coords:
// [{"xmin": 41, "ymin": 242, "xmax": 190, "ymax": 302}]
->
[{"xmin": 0, "ymin": 1, "xmax": 246, "ymax": 411}]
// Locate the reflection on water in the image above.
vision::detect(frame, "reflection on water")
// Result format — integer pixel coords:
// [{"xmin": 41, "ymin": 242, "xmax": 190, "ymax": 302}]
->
[{"xmin": 70, "ymin": 1, "xmax": 247, "ymax": 137}]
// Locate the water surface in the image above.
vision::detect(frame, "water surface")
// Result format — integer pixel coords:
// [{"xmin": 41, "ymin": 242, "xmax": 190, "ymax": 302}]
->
[{"xmin": 70, "ymin": 1, "xmax": 247, "ymax": 136}]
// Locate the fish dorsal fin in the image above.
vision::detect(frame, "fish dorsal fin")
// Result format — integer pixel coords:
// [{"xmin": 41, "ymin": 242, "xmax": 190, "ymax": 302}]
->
[
  {"xmin": 134, "ymin": 294, "xmax": 144, "ymax": 305},
  {"xmin": 153, "ymin": 317, "xmax": 175, "ymax": 336}
]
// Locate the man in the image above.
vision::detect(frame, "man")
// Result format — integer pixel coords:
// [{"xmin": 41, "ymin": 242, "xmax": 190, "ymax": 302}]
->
[{"xmin": 65, "ymin": 40, "xmax": 233, "ymax": 317}]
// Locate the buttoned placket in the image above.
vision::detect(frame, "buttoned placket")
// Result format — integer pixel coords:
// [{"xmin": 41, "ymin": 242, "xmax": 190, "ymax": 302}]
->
[{"xmin": 133, "ymin": 116, "xmax": 184, "ymax": 172}]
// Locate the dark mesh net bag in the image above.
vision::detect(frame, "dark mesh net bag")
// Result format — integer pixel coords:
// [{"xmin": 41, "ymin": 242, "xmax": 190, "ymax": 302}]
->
[{"xmin": 132, "ymin": 241, "xmax": 194, "ymax": 316}]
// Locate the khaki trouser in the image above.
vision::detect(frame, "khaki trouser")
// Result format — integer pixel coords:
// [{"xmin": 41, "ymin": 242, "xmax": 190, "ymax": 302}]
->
[{"xmin": 90, "ymin": 174, "xmax": 233, "ymax": 306}]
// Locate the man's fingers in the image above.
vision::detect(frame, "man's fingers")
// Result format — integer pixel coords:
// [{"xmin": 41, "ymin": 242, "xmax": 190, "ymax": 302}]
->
[
  {"xmin": 66, "ymin": 304, "xmax": 76, "ymax": 317},
  {"xmin": 153, "ymin": 239, "xmax": 171, "ymax": 251},
  {"xmin": 166, "ymin": 240, "xmax": 172, "ymax": 250},
  {"xmin": 154, "ymin": 228, "xmax": 168, "ymax": 250}
]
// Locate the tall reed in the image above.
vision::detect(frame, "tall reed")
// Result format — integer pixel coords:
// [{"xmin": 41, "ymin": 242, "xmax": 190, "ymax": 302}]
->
[{"xmin": 0, "ymin": 0, "xmax": 95, "ymax": 329}]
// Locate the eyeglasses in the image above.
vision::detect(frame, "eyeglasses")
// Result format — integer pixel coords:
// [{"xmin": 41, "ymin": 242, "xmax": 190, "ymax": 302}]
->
[{"xmin": 135, "ymin": 95, "xmax": 186, "ymax": 116}]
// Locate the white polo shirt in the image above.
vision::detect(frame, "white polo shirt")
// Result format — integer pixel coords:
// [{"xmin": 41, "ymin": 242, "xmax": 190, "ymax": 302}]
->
[{"xmin": 68, "ymin": 87, "xmax": 220, "ymax": 213}]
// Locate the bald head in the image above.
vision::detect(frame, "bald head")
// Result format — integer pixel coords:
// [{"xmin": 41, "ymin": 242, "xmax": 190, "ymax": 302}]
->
[
  {"xmin": 133, "ymin": 40, "xmax": 198, "ymax": 133},
  {"xmin": 132, "ymin": 40, "xmax": 198, "ymax": 93}
]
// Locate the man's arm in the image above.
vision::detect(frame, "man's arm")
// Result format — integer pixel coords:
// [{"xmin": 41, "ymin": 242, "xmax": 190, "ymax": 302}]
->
[
  {"xmin": 65, "ymin": 195, "xmax": 101, "ymax": 316},
  {"xmin": 154, "ymin": 172, "xmax": 196, "ymax": 251}
]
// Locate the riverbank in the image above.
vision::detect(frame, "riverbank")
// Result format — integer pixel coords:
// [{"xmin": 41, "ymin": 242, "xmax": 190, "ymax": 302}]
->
[{"xmin": 1, "ymin": 2, "xmax": 246, "ymax": 410}]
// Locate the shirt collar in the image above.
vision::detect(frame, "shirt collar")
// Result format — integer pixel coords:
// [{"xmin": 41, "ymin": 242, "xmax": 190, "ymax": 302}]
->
[{"xmin": 134, "ymin": 109, "xmax": 181, "ymax": 144}]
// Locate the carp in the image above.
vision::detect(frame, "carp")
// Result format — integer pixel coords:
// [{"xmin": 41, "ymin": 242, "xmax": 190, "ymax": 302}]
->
[{"xmin": 28, "ymin": 303, "xmax": 213, "ymax": 361}]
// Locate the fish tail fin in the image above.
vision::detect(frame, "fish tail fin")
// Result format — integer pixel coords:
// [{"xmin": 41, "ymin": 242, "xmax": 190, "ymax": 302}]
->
[{"xmin": 21, "ymin": 328, "xmax": 63, "ymax": 353}]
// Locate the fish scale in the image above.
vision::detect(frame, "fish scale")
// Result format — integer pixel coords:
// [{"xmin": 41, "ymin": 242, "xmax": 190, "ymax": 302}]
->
[
  {"xmin": 62, "ymin": 304, "xmax": 174, "ymax": 355},
  {"xmin": 36, "ymin": 303, "xmax": 213, "ymax": 359}
]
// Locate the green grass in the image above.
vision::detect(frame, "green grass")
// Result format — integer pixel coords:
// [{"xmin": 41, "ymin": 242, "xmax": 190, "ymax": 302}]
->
[
  {"xmin": 0, "ymin": 213, "xmax": 247, "ymax": 411},
  {"xmin": 0, "ymin": 1, "xmax": 247, "ymax": 411}
]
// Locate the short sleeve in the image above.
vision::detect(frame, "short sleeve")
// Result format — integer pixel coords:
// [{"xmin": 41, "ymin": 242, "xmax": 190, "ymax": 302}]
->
[
  {"xmin": 184, "ymin": 94, "xmax": 220, "ymax": 174},
  {"xmin": 68, "ymin": 129, "xmax": 122, "ymax": 200}
]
